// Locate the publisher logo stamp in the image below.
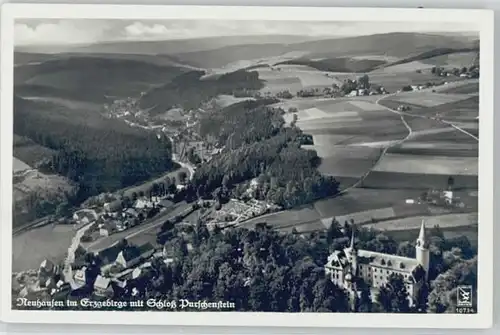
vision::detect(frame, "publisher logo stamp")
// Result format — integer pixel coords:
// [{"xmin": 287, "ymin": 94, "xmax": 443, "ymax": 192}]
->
[{"xmin": 457, "ymin": 285, "xmax": 473, "ymax": 307}]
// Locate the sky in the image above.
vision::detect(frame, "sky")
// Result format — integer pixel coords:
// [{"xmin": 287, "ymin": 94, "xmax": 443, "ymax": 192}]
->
[{"xmin": 14, "ymin": 19, "xmax": 479, "ymax": 46}]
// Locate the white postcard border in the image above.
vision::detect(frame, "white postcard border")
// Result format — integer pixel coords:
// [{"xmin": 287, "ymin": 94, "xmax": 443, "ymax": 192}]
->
[{"xmin": 0, "ymin": 4, "xmax": 494, "ymax": 329}]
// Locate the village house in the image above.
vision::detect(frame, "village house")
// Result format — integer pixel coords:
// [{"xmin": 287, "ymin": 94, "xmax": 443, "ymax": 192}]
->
[
  {"xmin": 96, "ymin": 244, "xmax": 123, "ymax": 270},
  {"xmin": 103, "ymin": 200, "xmax": 122, "ymax": 213},
  {"xmin": 99, "ymin": 222, "xmax": 117, "ymax": 237},
  {"xmin": 115, "ymin": 243, "xmax": 156, "ymax": 269},
  {"xmin": 73, "ymin": 211, "xmax": 97, "ymax": 225},
  {"xmin": 38, "ymin": 259, "xmax": 56, "ymax": 283},
  {"xmin": 158, "ymin": 199, "xmax": 174, "ymax": 209},
  {"xmin": 49, "ymin": 280, "xmax": 71, "ymax": 298},
  {"xmin": 124, "ymin": 208, "xmax": 139, "ymax": 219},
  {"xmin": 73, "ymin": 266, "xmax": 88, "ymax": 289},
  {"xmin": 93, "ymin": 275, "xmax": 114, "ymax": 297},
  {"xmin": 133, "ymin": 198, "xmax": 154, "ymax": 210}
]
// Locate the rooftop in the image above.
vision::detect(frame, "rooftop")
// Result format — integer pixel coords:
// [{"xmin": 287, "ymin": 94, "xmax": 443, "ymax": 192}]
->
[{"xmin": 94, "ymin": 275, "xmax": 111, "ymax": 289}]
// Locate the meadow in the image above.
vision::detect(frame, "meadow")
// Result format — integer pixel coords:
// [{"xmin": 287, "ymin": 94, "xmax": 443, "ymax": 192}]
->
[
  {"xmin": 373, "ymin": 153, "xmax": 478, "ymax": 175},
  {"xmin": 361, "ymin": 171, "xmax": 478, "ymax": 190}
]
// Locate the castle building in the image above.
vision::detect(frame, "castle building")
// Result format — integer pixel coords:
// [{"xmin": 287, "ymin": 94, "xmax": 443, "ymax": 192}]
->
[{"xmin": 324, "ymin": 220, "xmax": 430, "ymax": 308}]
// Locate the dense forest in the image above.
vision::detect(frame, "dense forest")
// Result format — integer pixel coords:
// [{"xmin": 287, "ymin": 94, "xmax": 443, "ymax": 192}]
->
[
  {"xmin": 13, "ymin": 96, "xmax": 175, "ymax": 203},
  {"xmin": 55, "ymin": 221, "xmax": 477, "ymax": 313},
  {"xmin": 192, "ymin": 100, "xmax": 339, "ymax": 208},
  {"xmin": 139, "ymin": 70, "xmax": 264, "ymax": 116},
  {"xmin": 15, "ymin": 57, "xmax": 186, "ymax": 102}
]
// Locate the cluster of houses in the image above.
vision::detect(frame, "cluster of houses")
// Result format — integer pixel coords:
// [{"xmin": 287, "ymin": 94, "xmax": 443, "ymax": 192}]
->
[
  {"xmin": 75, "ymin": 196, "xmax": 176, "ymax": 241},
  {"xmin": 14, "ymin": 259, "xmax": 71, "ymax": 302},
  {"xmin": 70, "ymin": 241, "xmax": 160, "ymax": 298},
  {"xmin": 14, "ymin": 238, "xmax": 181, "ymax": 302},
  {"xmin": 431, "ymin": 65, "xmax": 480, "ymax": 79}
]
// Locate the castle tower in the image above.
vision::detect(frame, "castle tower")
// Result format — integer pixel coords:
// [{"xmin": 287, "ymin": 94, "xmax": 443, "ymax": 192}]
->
[
  {"xmin": 415, "ymin": 220, "xmax": 430, "ymax": 280},
  {"xmin": 346, "ymin": 229, "xmax": 358, "ymax": 276}
]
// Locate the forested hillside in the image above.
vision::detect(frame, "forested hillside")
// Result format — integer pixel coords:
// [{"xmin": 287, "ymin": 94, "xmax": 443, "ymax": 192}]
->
[
  {"xmin": 14, "ymin": 96, "xmax": 175, "ymax": 202},
  {"xmin": 191, "ymin": 100, "xmax": 340, "ymax": 208},
  {"xmin": 139, "ymin": 70, "xmax": 263, "ymax": 115}
]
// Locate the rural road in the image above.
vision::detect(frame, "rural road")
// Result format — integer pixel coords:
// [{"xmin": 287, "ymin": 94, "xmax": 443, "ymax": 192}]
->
[
  {"xmin": 336, "ymin": 93, "xmax": 414, "ymax": 194},
  {"xmin": 238, "ymin": 82, "xmax": 478, "ymax": 226},
  {"xmin": 376, "ymin": 84, "xmax": 479, "ymax": 142}
]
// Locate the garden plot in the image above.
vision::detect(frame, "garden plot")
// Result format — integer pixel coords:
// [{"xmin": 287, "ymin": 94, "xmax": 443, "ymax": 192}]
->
[{"xmin": 373, "ymin": 153, "xmax": 478, "ymax": 176}]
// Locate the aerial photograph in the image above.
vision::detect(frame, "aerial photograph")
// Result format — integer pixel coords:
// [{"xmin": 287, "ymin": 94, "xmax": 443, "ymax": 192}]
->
[{"xmin": 11, "ymin": 18, "xmax": 479, "ymax": 314}]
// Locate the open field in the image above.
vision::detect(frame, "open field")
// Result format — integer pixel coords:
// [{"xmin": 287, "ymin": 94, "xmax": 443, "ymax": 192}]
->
[
  {"xmin": 238, "ymin": 205, "xmax": 321, "ymax": 230},
  {"xmin": 361, "ymin": 171, "xmax": 478, "ymax": 190},
  {"xmin": 421, "ymin": 51, "xmax": 477, "ymax": 68},
  {"xmin": 276, "ymin": 220, "xmax": 326, "ymax": 234},
  {"xmin": 322, "ymin": 206, "xmax": 396, "ymax": 227},
  {"xmin": 376, "ymin": 61, "xmax": 435, "ymax": 73},
  {"xmin": 409, "ymin": 128, "xmax": 477, "ymax": 143},
  {"xmin": 313, "ymin": 146, "xmax": 382, "ymax": 178},
  {"xmin": 383, "ymin": 94, "xmax": 478, "ymax": 123},
  {"xmin": 13, "ymin": 135, "xmax": 55, "ymax": 167},
  {"xmin": 13, "ymin": 157, "xmax": 31, "ymax": 173},
  {"xmin": 305, "ymin": 119, "xmax": 408, "ymax": 143},
  {"xmin": 367, "ymin": 71, "xmax": 444, "ymax": 93},
  {"xmin": 12, "ymin": 222, "xmax": 86, "ymax": 272},
  {"xmin": 394, "ymin": 92, "xmax": 470, "ymax": 107},
  {"xmin": 387, "ymin": 225, "xmax": 478, "ymax": 248},
  {"xmin": 388, "ymin": 141, "xmax": 478, "ymax": 157},
  {"xmin": 439, "ymin": 82, "xmax": 478, "ymax": 94},
  {"xmin": 214, "ymin": 95, "xmax": 256, "ymax": 108},
  {"xmin": 373, "ymin": 153, "xmax": 478, "ymax": 175},
  {"xmin": 363, "ymin": 212, "xmax": 477, "ymax": 231},
  {"xmin": 13, "ymin": 170, "xmax": 74, "ymax": 203},
  {"xmin": 314, "ymin": 188, "xmax": 424, "ymax": 218}
]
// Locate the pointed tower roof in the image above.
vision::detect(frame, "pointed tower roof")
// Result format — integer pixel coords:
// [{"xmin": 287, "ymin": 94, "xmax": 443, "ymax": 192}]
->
[
  {"xmin": 350, "ymin": 229, "xmax": 356, "ymax": 249},
  {"xmin": 418, "ymin": 220, "xmax": 426, "ymax": 241}
]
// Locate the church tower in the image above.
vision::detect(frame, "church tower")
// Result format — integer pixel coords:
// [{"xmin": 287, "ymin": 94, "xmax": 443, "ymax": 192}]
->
[{"xmin": 415, "ymin": 220, "xmax": 430, "ymax": 280}]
